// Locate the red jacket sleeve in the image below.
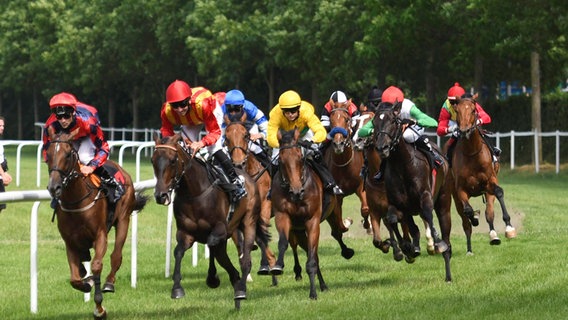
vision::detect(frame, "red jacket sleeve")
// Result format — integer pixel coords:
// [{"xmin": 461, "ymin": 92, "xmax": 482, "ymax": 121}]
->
[
  {"xmin": 436, "ymin": 107, "xmax": 451, "ymax": 136},
  {"xmin": 160, "ymin": 104, "xmax": 175, "ymax": 137},
  {"xmin": 81, "ymin": 117, "xmax": 109, "ymax": 169},
  {"xmin": 475, "ymin": 103, "xmax": 491, "ymax": 125},
  {"xmin": 200, "ymin": 97, "xmax": 222, "ymax": 146}
]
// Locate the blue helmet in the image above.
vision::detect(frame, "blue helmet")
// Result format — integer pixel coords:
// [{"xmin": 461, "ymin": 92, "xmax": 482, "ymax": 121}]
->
[{"xmin": 225, "ymin": 89, "xmax": 246, "ymax": 106}]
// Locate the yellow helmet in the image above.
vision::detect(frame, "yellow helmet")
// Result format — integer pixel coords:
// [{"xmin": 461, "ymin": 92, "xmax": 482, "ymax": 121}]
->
[{"xmin": 278, "ymin": 90, "xmax": 302, "ymax": 109}]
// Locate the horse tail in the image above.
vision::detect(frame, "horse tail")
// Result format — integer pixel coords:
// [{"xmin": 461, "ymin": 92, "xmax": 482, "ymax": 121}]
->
[{"xmin": 133, "ymin": 192, "xmax": 149, "ymax": 212}]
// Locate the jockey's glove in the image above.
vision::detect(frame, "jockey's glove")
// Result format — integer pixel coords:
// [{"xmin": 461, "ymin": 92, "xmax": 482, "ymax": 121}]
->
[{"xmin": 447, "ymin": 124, "xmax": 458, "ymax": 134}]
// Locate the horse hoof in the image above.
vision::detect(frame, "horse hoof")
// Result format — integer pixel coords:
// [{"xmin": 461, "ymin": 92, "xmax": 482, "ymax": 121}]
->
[
  {"xmin": 362, "ymin": 219, "xmax": 370, "ymax": 230},
  {"xmin": 414, "ymin": 246, "xmax": 422, "ymax": 257},
  {"xmin": 505, "ymin": 226, "xmax": 517, "ymax": 239},
  {"xmin": 234, "ymin": 290, "xmax": 247, "ymax": 300},
  {"xmin": 102, "ymin": 282, "xmax": 115, "ymax": 293},
  {"xmin": 490, "ymin": 238, "xmax": 501, "ymax": 245},
  {"xmin": 404, "ymin": 256, "xmax": 416, "ymax": 264},
  {"xmin": 472, "ymin": 210, "xmax": 480, "ymax": 226},
  {"xmin": 207, "ymin": 274, "xmax": 221, "ymax": 288},
  {"xmin": 342, "ymin": 248, "xmax": 355, "ymax": 259},
  {"xmin": 436, "ymin": 241, "xmax": 449, "ymax": 253},
  {"xmin": 393, "ymin": 252, "xmax": 404, "ymax": 262},
  {"xmin": 489, "ymin": 230, "xmax": 501, "ymax": 245},
  {"xmin": 257, "ymin": 265, "xmax": 270, "ymax": 275},
  {"xmin": 343, "ymin": 217, "xmax": 353, "ymax": 229},
  {"xmin": 171, "ymin": 287, "xmax": 185, "ymax": 299},
  {"xmin": 270, "ymin": 265, "xmax": 284, "ymax": 275},
  {"xmin": 93, "ymin": 307, "xmax": 107, "ymax": 320}
]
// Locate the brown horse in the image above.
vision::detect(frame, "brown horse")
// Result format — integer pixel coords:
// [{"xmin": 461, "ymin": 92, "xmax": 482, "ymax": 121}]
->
[
  {"xmin": 450, "ymin": 95, "xmax": 516, "ymax": 252},
  {"xmin": 270, "ymin": 128, "xmax": 353, "ymax": 299},
  {"xmin": 372, "ymin": 103, "xmax": 453, "ymax": 282},
  {"xmin": 224, "ymin": 120, "xmax": 277, "ymax": 284},
  {"xmin": 322, "ymin": 103, "xmax": 369, "ymax": 232},
  {"xmin": 152, "ymin": 134, "xmax": 268, "ymax": 309},
  {"xmin": 46, "ymin": 130, "xmax": 147, "ymax": 320}
]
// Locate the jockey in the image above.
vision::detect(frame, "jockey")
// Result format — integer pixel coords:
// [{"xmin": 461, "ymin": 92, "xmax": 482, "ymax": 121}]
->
[
  {"xmin": 352, "ymin": 86, "xmax": 383, "ymax": 149},
  {"xmin": 221, "ymin": 89, "xmax": 271, "ymax": 169},
  {"xmin": 366, "ymin": 86, "xmax": 383, "ymax": 113},
  {"xmin": 437, "ymin": 82, "xmax": 501, "ymax": 166},
  {"xmin": 267, "ymin": 90, "xmax": 343, "ymax": 195},
  {"xmin": 160, "ymin": 80, "xmax": 246, "ymax": 202},
  {"xmin": 42, "ymin": 92, "xmax": 124, "ymax": 205},
  {"xmin": 358, "ymin": 86, "xmax": 444, "ymax": 181}
]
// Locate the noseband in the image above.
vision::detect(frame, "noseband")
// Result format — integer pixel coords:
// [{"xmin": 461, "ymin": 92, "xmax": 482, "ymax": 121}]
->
[{"xmin": 224, "ymin": 122, "xmax": 251, "ymax": 166}]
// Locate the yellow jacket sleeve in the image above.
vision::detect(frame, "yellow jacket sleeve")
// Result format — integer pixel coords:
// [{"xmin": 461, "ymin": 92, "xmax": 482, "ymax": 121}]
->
[{"xmin": 266, "ymin": 101, "xmax": 326, "ymax": 147}]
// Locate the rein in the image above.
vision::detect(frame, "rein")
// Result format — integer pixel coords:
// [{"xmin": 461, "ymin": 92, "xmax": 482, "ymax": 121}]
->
[
  {"xmin": 155, "ymin": 144, "xmax": 191, "ymax": 192},
  {"xmin": 375, "ymin": 114, "xmax": 403, "ymax": 153},
  {"xmin": 278, "ymin": 144, "xmax": 307, "ymax": 191}
]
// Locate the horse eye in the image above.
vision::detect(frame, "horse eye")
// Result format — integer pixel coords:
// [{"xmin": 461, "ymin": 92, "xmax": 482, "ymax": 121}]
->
[{"xmin": 170, "ymin": 158, "xmax": 176, "ymax": 165}]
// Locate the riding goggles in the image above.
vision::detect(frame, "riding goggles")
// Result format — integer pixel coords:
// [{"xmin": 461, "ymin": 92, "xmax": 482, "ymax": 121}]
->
[
  {"xmin": 52, "ymin": 106, "xmax": 74, "ymax": 118},
  {"xmin": 282, "ymin": 106, "xmax": 300, "ymax": 115},
  {"xmin": 227, "ymin": 104, "xmax": 243, "ymax": 113},
  {"xmin": 170, "ymin": 98, "xmax": 190, "ymax": 109}
]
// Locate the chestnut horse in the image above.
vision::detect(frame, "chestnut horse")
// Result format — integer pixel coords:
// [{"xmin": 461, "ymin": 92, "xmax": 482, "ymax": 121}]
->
[
  {"xmin": 224, "ymin": 120, "xmax": 277, "ymax": 284},
  {"xmin": 322, "ymin": 104, "xmax": 369, "ymax": 232},
  {"xmin": 46, "ymin": 131, "xmax": 147, "ymax": 319},
  {"xmin": 450, "ymin": 96, "xmax": 516, "ymax": 252},
  {"xmin": 372, "ymin": 103, "xmax": 453, "ymax": 282},
  {"xmin": 270, "ymin": 128, "xmax": 353, "ymax": 299},
  {"xmin": 152, "ymin": 134, "xmax": 269, "ymax": 309}
]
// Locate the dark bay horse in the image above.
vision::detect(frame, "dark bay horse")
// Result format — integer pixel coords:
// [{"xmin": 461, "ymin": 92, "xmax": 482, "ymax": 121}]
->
[
  {"xmin": 450, "ymin": 96, "xmax": 516, "ymax": 252},
  {"xmin": 224, "ymin": 120, "xmax": 277, "ymax": 284},
  {"xmin": 372, "ymin": 103, "xmax": 453, "ymax": 282},
  {"xmin": 152, "ymin": 134, "xmax": 269, "ymax": 309},
  {"xmin": 46, "ymin": 130, "xmax": 147, "ymax": 319},
  {"xmin": 270, "ymin": 128, "xmax": 353, "ymax": 299},
  {"xmin": 322, "ymin": 104, "xmax": 369, "ymax": 232}
]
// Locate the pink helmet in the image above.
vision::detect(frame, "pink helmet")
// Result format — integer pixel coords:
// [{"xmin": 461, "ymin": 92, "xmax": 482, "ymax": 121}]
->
[
  {"xmin": 166, "ymin": 80, "xmax": 192, "ymax": 103},
  {"xmin": 49, "ymin": 92, "xmax": 77, "ymax": 110}
]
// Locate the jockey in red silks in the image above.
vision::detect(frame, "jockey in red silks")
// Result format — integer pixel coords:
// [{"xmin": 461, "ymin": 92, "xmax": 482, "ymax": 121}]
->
[
  {"xmin": 159, "ymin": 80, "xmax": 246, "ymax": 202},
  {"xmin": 43, "ymin": 92, "xmax": 124, "ymax": 206},
  {"xmin": 436, "ymin": 82, "xmax": 501, "ymax": 166}
]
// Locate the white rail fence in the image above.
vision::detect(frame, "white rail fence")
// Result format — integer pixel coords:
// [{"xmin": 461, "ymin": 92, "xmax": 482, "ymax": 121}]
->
[{"xmin": 3, "ymin": 129, "xmax": 567, "ymax": 314}]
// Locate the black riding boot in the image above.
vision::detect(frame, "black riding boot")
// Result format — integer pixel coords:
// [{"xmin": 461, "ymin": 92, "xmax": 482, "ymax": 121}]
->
[
  {"xmin": 214, "ymin": 150, "xmax": 247, "ymax": 201},
  {"xmin": 308, "ymin": 158, "xmax": 343, "ymax": 195},
  {"xmin": 415, "ymin": 135, "xmax": 444, "ymax": 168},
  {"xmin": 480, "ymin": 132, "xmax": 501, "ymax": 162},
  {"xmin": 95, "ymin": 165, "xmax": 124, "ymax": 204}
]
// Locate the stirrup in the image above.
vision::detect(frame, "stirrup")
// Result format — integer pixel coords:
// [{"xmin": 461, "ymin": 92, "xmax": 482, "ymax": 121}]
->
[
  {"xmin": 493, "ymin": 147, "xmax": 501, "ymax": 157},
  {"xmin": 333, "ymin": 185, "xmax": 344, "ymax": 195},
  {"xmin": 232, "ymin": 175, "xmax": 247, "ymax": 201}
]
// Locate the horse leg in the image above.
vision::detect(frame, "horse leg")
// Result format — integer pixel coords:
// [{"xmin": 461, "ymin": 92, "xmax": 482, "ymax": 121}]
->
[
  {"xmin": 453, "ymin": 193, "xmax": 473, "ymax": 255},
  {"xmin": 434, "ymin": 188, "xmax": 453, "ymax": 282},
  {"xmin": 91, "ymin": 232, "xmax": 108, "ymax": 319},
  {"xmin": 357, "ymin": 187, "xmax": 371, "ymax": 233},
  {"xmin": 370, "ymin": 211, "xmax": 390, "ymax": 253},
  {"xmin": 405, "ymin": 216, "xmax": 423, "ymax": 257},
  {"xmin": 103, "ymin": 215, "xmax": 129, "ymax": 293},
  {"xmin": 235, "ymin": 223, "xmax": 256, "ymax": 301},
  {"xmin": 494, "ymin": 184, "xmax": 517, "ymax": 239},
  {"xmin": 66, "ymin": 246, "xmax": 94, "ymax": 293},
  {"xmin": 206, "ymin": 255, "xmax": 220, "ymax": 288},
  {"xmin": 484, "ymin": 194, "xmax": 501, "ymax": 245},
  {"xmin": 304, "ymin": 217, "xmax": 322, "ymax": 300},
  {"xmin": 386, "ymin": 206, "xmax": 413, "ymax": 261},
  {"xmin": 289, "ymin": 232, "xmax": 302, "ymax": 281},
  {"xmin": 458, "ymin": 188, "xmax": 479, "ymax": 226},
  {"xmin": 210, "ymin": 240, "xmax": 243, "ymax": 307},
  {"xmin": 327, "ymin": 204, "xmax": 355, "ymax": 259},
  {"xmin": 171, "ymin": 232, "xmax": 194, "ymax": 299},
  {"xmin": 419, "ymin": 194, "xmax": 448, "ymax": 254},
  {"xmin": 270, "ymin": 212, "xmax": 290, "ymax": 275}
]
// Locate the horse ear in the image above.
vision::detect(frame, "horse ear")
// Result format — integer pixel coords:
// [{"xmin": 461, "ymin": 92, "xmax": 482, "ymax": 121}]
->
[
  {"xmin": 172, "ymin": 133, "xmax": 183, "ymax": 143},
  {"xmin": 153, "ymin": 131, "xmax": 161, "ymax": 144},
  {"xmin": 293, "ymin": 127, "xmax": 300, "ymax": 141},
  {"xmin": 239, "ymin": 112, "xmax": 247, "ymax": 122},
  {"xmin": 47, "ymin": 126, "xmax": 56, "ymax": 140},
  {"xmin": 69, "ymin": 128, "xmax": 80, "ymax": 140},
  {"xmin": 277, "ymin": 128, "xmax": 283, "ymax": 141},
  {"xmin": 223, "ymin": 114, "xmax": 231, "ymax": 125},
  {"xmin": 472, "ymin": 93, "xmax": 479, "ymax": 100}
]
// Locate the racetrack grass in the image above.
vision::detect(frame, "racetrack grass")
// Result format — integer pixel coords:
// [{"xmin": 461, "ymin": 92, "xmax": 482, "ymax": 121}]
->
[{"xmin": 1, "ymin": 147, "xmax": 567, "ymax": 319}]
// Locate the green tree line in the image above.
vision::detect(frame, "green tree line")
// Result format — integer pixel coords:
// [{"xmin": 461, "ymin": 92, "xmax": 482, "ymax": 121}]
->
[{"xmin": 0, "ymin": 0, "xmax": 566, "ymax": 140}]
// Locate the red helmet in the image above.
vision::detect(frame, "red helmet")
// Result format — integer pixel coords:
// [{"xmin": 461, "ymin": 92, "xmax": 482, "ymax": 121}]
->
[
  {"xmin": 447, "ymin": 82, "xmax": 466, "ymax": 99},
  {"xmin": 166, "ymin": 80, "xmax": 192, "ymax": 103},
  {"xmin": 49, "ymin": 92, "xmax": 77, "ymax": 110},
  {"xmin": 381, "ymin": 86, "xmax": 404, "ymax": 104}
]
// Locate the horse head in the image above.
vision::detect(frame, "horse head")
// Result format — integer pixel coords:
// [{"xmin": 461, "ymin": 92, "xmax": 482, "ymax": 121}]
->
[
  {"xmin": 152, "ymin": 133, "xmax": 184, "ymax": 205},
  {"xmin": 277, "ymin": 128, "xmax": 305, "ymax": 202},
  {"xmin": 372, "ymin": 101, "xmax": 403, "ymax": 159},
  {"xmin": 224, "ymin": 121, "xmax": 250, "ymax": 168},
  {"xmin": 454, "ymin": 94, "xmax": 479, "ymax": 139},
  {"xmin": 46, "ymin": 129, "xmax": 80, "ymax": 199},
  {"xmin": 328, "ymin": 101, "xmax": 352, "ymax": 154}
]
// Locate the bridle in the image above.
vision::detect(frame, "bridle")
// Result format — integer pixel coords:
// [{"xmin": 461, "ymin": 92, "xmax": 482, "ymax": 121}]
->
[
  {"xmin": 374, "ymin": 110, "xmax": 403, "ymax": 154},
  {"xmin": 455, "ymin": 99, "xmax": 480, "ymax": 139},
  {"xmin": 278, "ymin": 143, "xmax": 307, "ymax": 191},
  {"xmin": 224, "ymin": 122, "xmax": 251, "ymax": 167},
  {"xmin": 154, "ymin": 143, "xmax": 193, "ymax": 193},
  {"xmin": 47, "ymin": 139, "xmax": 103, "ymax": 213}
]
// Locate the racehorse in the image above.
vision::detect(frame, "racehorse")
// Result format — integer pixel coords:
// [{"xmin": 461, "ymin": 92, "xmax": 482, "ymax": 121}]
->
[
  {"xmin": 450, "ymin": 95, "xmax": 516, "ymax": 252},
  {"xmin": 372, "ymin": 102, "xmax": 453, "ymax": 282},
  {"xmin": 46, "ymin": 130, "xmax": 148, "ymax": 320},
  {"xmin": 322, "ymin": 103, "xmax": 369, "ymax": 233},
  {"xmin": 270, "ymin": 128, "xmax": 353, "ymax": 299},
  {"xmin": 152, "ymin": 133, "xmax": 268, "ymax": 309},
  {"xmin": 224, "ymin": 119, "xmax": 277, "ymax": 285}
]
